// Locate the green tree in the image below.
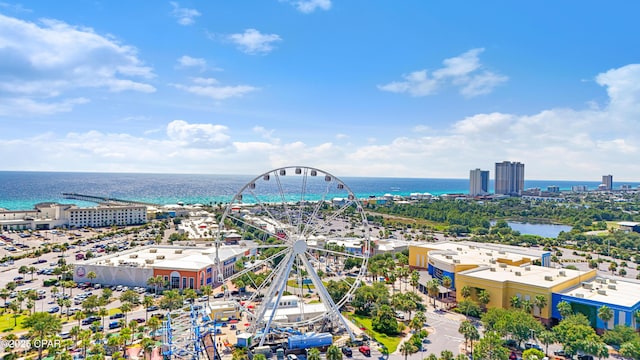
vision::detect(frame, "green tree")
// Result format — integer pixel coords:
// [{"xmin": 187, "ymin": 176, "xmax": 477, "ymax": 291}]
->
[
  {"xmin": 23, "ymin": 312, "xmax": 62, "ymax": 360},
  {"xmin": 427, "ymin": 279, "xmax": 440, "ymax": 308},
  {"xmin": 556, "ymin": 301, "xmax": 573, "ymax": 318},
  {"xmin": 460, "ymin": 286, "xmax": 472, "ymax": 299},
  {"xmin": 509, "ymin": 296, "xmax": 522, "ymax": 309},
  {"xmin": 372, "ymin": 304, "xmax": 399, "ymax": 335},
  {"xmin": 522, "ymin": 348, "xmax": 545, "ymax": 360},
  {"xmin": 537, "ymin": 330, "xmax": 556, "ymax": 356},
  {"xmin": 474, "ymin": 331, "xmax": 509, "ymax": 360},
  {"xmin": 533, "ymin": 295, "xmax": 547, "ymax": 318},
  {"xmin": 478, "ymin": 289, "xmax": 490, "ymax": 311},
  {"xmin": 410, "ymin": 271, "xmax": 420, "ymax": 293},
  {"xmin": 597, "ymin": 305, "xmax": 613, "ymax": 330},
  {"xmin": 87, "ymin": 271, "xmax": 97, "ymax": 285},
  {"xmin": 458, "ymin": 320, "xmax": 479, "ymax": 355},
  {"xmin": 326, "ymin": 345, "xmax": 343, "ymax": 360},
  {"xmin": 307, "ymin": 348, "xmax": 321, "ymax": 360},
  {"xmin": 399, "ymin": 342, "xmax": 418, "ymax": 360}
]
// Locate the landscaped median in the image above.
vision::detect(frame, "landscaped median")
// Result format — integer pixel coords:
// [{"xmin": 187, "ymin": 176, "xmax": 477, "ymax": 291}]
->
[{"xmin": 345, "ymin": 312, "xmax": 402, "ymax": 353}]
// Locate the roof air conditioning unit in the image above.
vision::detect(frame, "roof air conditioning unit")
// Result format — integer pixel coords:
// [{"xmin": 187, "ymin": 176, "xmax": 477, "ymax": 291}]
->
[
  {"xmin": 490, "ymin": 259, "xmax": 496, "ymax": 264},
  {"xmin": 597, "ymin": 289, "xmax": 607, "ymax": 295},
  {"xmin": 453, "ymin": 260, "xmax": 460, "ymax": 264},
  {"xmin": 559, "ymin": 270, "xmax": 566, "ymax": 276},
  {"xmin": 156, "ymin": 255, "xmax": 165, "ymax": 260},
  {"xmin": 129, "ymin": 254, "xmax": 138, "ymax": 259},
  {"xmin": 145, "ymin": 259, "xmax": 154, "ymax": 264},
  {"xmin": 607, "ymin": 284, "xmax": 616, "ymax": 290},
  {"xmin": 525, "ymin": 266, "xmax": 531, "ymax": 271},
  {"xmin": 490, "ymin": 268, "xmax": 496, "ymax": 272},
  {"xmin": 498, "ymin": 251, "xmax": 506, "ymax": 255},
  {"xmin": 150, "ymin": 249, "xmax": 157, "ymax": 253},
  {"xmin": 575, "ymin": 293, "xmax": 584, "ymax": 298},
  {"xmin": 118, "ymin": 260, "xmax": 125, "ymax": 264},
  {"xmin": 457, "ymin": 247, "xmax": 462, "ymax": 251},
  {"xmin": 609, "ymin": 279, "xmax": 617, "ymax": 284},
  {"xmin": 515, "ymin": 271, "xmax": 522, "ymax": 276},
  {"xmin": 175, "ymin": 250, "xmax": 183, "ymax": 254},
  {"xmin": 499, "ymin": 263, "xmax": 507, "ymax": 268},
  {"xmin": 582, "ymin": 283, "xmax": 593, "ymax": 289},
  {"xmin": 544, "ymin": 275, "xmax": 553, "ymax": 281}
]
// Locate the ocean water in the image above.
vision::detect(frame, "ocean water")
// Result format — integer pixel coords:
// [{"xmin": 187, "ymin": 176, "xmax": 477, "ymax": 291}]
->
[{"xmin": 0, "ymin": 171, "xmax": 637, "ymax": 211}]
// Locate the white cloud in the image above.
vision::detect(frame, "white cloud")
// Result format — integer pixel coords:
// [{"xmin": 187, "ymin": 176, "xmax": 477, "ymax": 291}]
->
[
  {"xmin": 228, "ymin": 29, "xmax": 282, "ymax": 55},
  {"xmin": 284, "ymin": 0, "xmax": 332, "ymax": 13},
  {"xmin": 0, "ymin": 13, "xmax": 155, "ymax": 115},
  {"xmin": 0, "ymin": 97, "xmax": 89, "ymax": 116},
  {"xmin": 167, "ymin": 120, "xmax": 231, "ymax": 148},
  {"xmin": 170, "ymin": 2, "xmax": 200, "ymax": 26},
  {"xmin": 4, "ymin": 64, "xmax": 640, "ymax": 180},
  {"xmin": 0, "ymin": 2, "xmax": 31, "ymax": 12},
  {"xmin": 335, "ymin": 133, "xmax": 349, "ymax": 140},
  {"xmin": 378, "ymin": 48, "xmax": 508, "ymax": 98},
  {"xmin": 172, "ymin": 77, "xmax": 258, "ymax": 100},
  {"xmin": 177, "ymin": 55, "xmax": 206, "ymax": 69}
]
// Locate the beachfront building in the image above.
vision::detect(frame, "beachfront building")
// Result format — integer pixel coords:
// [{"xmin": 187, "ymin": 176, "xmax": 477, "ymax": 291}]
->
[
  {"xmin": 209, "ymin": 300, "xmax": 240, "ymax": 321},
  {"xmin": 553, "ymin": 277, "xmax": 640, "ymax": 329},
  {"xmin": 495, "ymin": 161, "xmax": 525, "ymax": 196},
  {"xmin": 0, "ymin": 202, "xmax": 147, "ymax": 231},
  {"xmin": 469, "ymin": 168, "xmax": 490, "ymax": 196},
  {"xmin": 601, "ymin": 175, "xmax": 613, "ymax": 191},
  {"xmin": 409, "ymin": 241, "xmax": 552, "ymax": 288},
  {"xmin": 73, "ymin": 245, "xmax": 249, "ymax": 289},
  {"xmin": 456, "ymin": 264, "xmax": 596, "ymax": 324}
]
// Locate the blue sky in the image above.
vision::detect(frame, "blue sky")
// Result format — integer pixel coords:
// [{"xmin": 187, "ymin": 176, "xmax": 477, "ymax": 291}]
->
[{"xmin": 1, "ymin": 1, "xmax": 640, "ymax": 180}]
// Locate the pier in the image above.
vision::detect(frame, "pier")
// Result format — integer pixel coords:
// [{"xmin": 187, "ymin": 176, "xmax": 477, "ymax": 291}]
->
[{"xmin": 62, "ymin": 192, "xmax": 160, "ymax": 207}]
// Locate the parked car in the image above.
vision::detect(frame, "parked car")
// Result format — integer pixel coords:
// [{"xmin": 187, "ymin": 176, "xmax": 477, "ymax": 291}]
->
[
  {"xmin": 108, "ymin": 321, "xmax": 121, "ymax": 330},
  {"xmin": 524, "ymin": 343, "xmax": 542, "ymax": 351},
  {"xmin": 109, "ymin": 313, "xmax": 125, "ymax": 319},
  {"xmin": 48, "ymin": 306, "xmax": 60, "ymax": 314},
  {"xmin": 359, "ymin": 346, "xmax": 371, "ymax": 357},
  {"xmin": 146, "ymin": 305, "xmax": 159, "ymax": 312},
  {"xmin": 342, "ymin": 347, "xmax": 353, "ymax": 357}
]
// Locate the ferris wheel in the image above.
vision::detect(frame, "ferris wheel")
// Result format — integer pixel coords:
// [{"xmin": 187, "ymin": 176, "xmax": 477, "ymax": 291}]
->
[{"xmin": 215, "ymin": 166, "xmax": 371, "ymax": 347}]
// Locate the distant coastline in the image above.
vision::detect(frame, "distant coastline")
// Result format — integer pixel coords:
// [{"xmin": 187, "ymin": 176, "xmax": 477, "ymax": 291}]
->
[{"xmin": 0, "ymin": 171, "xmax": 638, "ymax": 211}]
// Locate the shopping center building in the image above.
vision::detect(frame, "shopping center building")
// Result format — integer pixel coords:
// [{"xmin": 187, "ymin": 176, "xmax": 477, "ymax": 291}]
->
[{"xmin": 73, "ymin": 245, "xmax": 253, "ymax": 290}]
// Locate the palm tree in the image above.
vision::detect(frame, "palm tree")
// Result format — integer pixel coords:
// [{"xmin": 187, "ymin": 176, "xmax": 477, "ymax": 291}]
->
[
  {"xmin": 458, "ymin": 320, "xmax": 479, "ymax": 356},
  {"xmin": 460, "ymin": 286, "xmax": 471, "ymax": 299},
  {"xmin": 439, "ymin": 350, "xmax": 454, "ymax": 360},
  {"xmin": 427, "ymin": 279, "xmax": 440, "ymax": 308},
  {"xmin": 399, "ymin": 342, "xmax": 418, "ymax": 360},
  {"xmin": 201, "ymin": 285, "xmax": 213, "ymax": 305},
  {"xmin": 99, "ymin": 307, "xmax": 108, "ymax": 330},
  {"xmin": 477, "ymin": 289, "xmax": 490, "ymax": 311},
  {"xmin": 307, "ymin": 348, "xmax": 321, "ymax": 360},
  {"xmin": 74, "ymin": 310, "xmax": 86, "ymax": 328},
  {"xmin": 410, "ymin": 270, "xmax": 420, "ymax": 293},
  {"xmin": 141, "ymin": 337, "xmax": 155, "ymax": 360},
  {"xmin": 521, "ymin": 299, "xmax": 533, "ymax": 314},
  {"xmin": 120, "ymin": 301, "xmax": 133, "ymax": 324},
  {"xmin": 87, "ymin": 271, "xmax": 97, "ymax": 285},
  {"xmin": 556, "ymin": 301, "xmax": 573, "ymax": 318},
  {"xmin": 143, "ymin": 296, "xmax": 154, "ymax": 321},
  {"xmin": 70, "ymin": 325, "xmax": 81, "ymax": 343},
  {"xmin": 597, "ymin": 305, "xmax": 613, "ymax": 330},
  {"xmin": 23, "ymin": 312, "xmax": 63, "ymax": 360},
  {"xmin": 0, "ymin": 288, "xmax": 9, "ymax": 312},
  {"xmin": 634, "ymin": 309, "xmax": 640, "ymax": 331},
  {"xmin": 326, "ymin": 345, "xmax": 343, "ymax": 360},
  {"xmin": 533, "ymin": 294, "xmax": 547, "ymax": 317},
  {"xmin": 509, "ymin": 296, "xmax": 522, "ymax": 309}
]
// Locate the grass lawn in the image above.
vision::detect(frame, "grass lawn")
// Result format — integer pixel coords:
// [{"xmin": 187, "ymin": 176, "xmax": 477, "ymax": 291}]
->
[
  {"xmin": 348, "ymin": 313, "xmax": 402, "ymax": 353},
  {"xmin": 0, "ymin": 312, "xmax": 27, "ymax": 332},
  {"xmin": 286, "ymin": 280, "xmax": 316, "ymax": 289}
]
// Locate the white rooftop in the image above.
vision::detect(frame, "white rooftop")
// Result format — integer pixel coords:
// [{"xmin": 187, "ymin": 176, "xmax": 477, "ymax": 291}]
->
[
  {"xmin": 459, "ymin": 264, "xmax": 594, "ymax": 289},
  {"xmin": 560, "ymin": 277, "xmax": 640, "ymax": 308},
  {"xmin": 79, "ymin": 245, "xmax": 247, "ymax": 271}
]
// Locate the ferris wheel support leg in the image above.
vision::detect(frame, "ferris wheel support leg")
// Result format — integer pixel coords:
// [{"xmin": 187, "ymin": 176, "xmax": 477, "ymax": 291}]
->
[
  {"xmin": 299, "ymin": 255, "xmax": 356, "ymax": 341},
  {"xmin": 256, "ymin": 253, "xmax": 298, "ymax": 347}
]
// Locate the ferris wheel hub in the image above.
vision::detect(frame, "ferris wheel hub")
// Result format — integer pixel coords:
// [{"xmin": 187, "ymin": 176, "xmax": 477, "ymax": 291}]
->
[{"xmin": 292, "ymin": 239, "xmax": 308, "ymax": 254}]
